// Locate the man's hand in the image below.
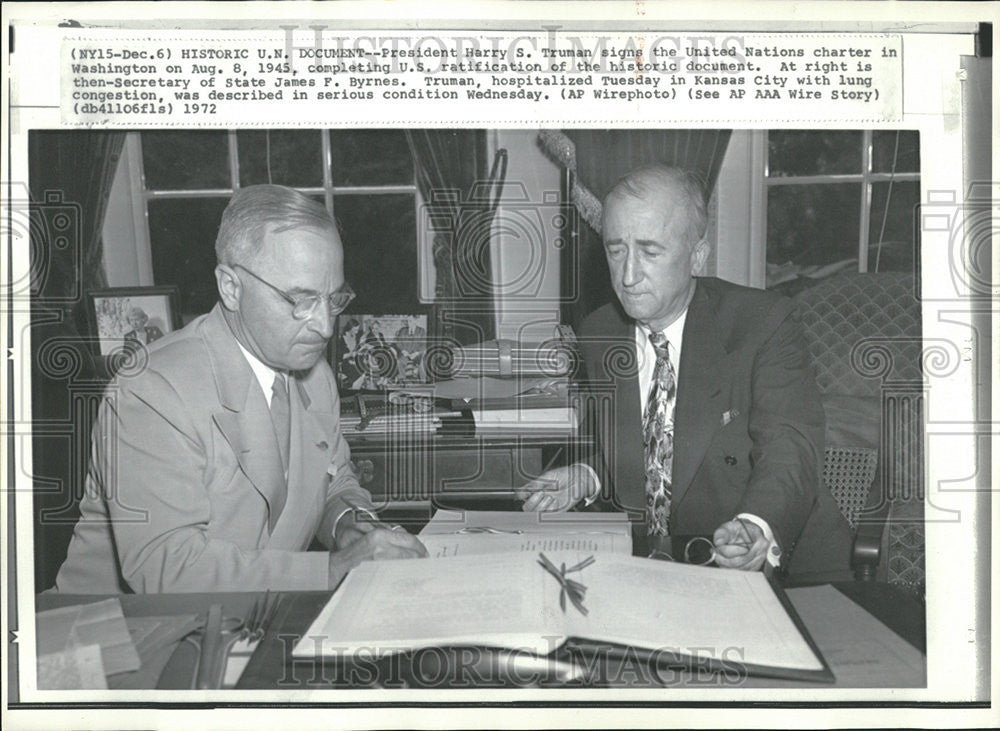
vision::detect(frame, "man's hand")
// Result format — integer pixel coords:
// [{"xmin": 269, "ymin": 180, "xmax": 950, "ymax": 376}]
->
[
  {"xmin": 328, "ymin": 527, "xmax": 428, "ymax": 587},
  {"xmin": 515, "ymin": 465, "xmax": 597, "ymax": 512},
  {"xmin": 712, "ymin": 519, "xmax": 768, "ymax": 571},
  {"xmin": 334, "ymin": 509, "xmax": 377, "ymax": 548}
]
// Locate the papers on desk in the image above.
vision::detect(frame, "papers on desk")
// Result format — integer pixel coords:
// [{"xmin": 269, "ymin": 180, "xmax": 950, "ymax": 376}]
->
[
  {"xmin": 418, "ymin": 509, "xmax": 632, "ymax": 558},
  {"xmin": 294, "ymin": 551, "xmax": 832, "ymax": 682},
  {"xmin": 36, "ymin": 598, "xmax": 140, "ymax": 689},
  {"xmin": 36, "ymin": 598, "xmax": 202, "ymax": 690},
  {"xmin": 471, "ymin": 406, "xmax": 577, "ymax": 436}
]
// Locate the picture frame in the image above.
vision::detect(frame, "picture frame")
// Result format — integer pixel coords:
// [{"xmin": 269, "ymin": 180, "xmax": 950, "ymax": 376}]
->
[
  {"xmin": 332, "ymin": 313, "xmax": 430, "ymax": 393},
  {"xmin": 86, "ymin": 286, "xmax": 182, "ymax": 357}
]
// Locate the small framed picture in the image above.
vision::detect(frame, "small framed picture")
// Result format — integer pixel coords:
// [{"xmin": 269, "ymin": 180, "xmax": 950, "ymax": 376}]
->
[
  {"xmin": 87, "ymin": 286, "xmax": 181, "ymax": 356},
  {"xmin": 334, "ymin": 314, "xmax": 429, "ymax": 392}
]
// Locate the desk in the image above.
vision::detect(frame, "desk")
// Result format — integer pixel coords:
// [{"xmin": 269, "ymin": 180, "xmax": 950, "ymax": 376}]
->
[
  {"xmin": 346, "ymin": 433, "xmax": 592, "ymax": 521},
  {"xmin": 36, "ymin": 581, "xmax": 925, "ymax": 690}
]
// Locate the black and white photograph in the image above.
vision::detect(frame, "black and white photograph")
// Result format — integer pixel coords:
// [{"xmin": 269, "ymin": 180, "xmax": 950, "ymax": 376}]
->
[
  {"xmin": 335, "ymin": 313, "xmax": 429, "ymax": 391},
  {"xmin": 88, "ymin": 286, "xmax": 179, "ymax": 355},
  {"xmin": 3, "ymin": 3, "xmax": 994, "ymax": 729}
]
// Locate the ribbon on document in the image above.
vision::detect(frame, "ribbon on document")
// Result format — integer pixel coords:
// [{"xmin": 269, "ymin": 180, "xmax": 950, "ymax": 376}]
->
[{"xmin": 537, "ymin": 552, "xmax": 594, "ymax": 616}]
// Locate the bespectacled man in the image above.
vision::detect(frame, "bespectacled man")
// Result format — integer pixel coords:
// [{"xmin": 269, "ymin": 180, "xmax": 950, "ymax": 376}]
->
[{"xmin": 56, "ymin": 184, "xmax": 426, "ymax": 593}]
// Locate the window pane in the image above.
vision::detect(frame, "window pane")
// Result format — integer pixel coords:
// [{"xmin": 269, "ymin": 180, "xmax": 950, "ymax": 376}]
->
[
  {"xmin": 142, "ymin": 131, "xmax": 230, "ymax": 190},
  {"xmin": 148, "ymin": 196, "xmax": 230, "ymax": 320},
  {"xmin": 329, "ymin": 130, "xmax": 413, "ymax": 186},
  {"xmin": 767, "ymin": 184, "xmax": 861, "ymax": 266},
  {"xmin": 335, "ymin": 194, "xmax": 420, "ymax": 314},
  {"xmin": 237, "ymin": 130, "xmax": 323, "ymax": 188},
  {"xmin": 768, "ymin": 131, "xmax": 862, "ymax": 177},
  {"xmin": 873, "ymin": 131, "xmax": 920, "ymax": 174},
  {"xmin": 868, "ymin": 181, "xmax": 920, "ymax": 272}
]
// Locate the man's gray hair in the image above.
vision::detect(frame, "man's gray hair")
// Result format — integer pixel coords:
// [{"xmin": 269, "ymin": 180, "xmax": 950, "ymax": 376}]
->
[
  {"xmin": 215, "ymin": 184, "xmax": 337, "ymax": 267},
  {"xmin": 605, "ymin": 164, "xmax": 708, "ymax": 245}
]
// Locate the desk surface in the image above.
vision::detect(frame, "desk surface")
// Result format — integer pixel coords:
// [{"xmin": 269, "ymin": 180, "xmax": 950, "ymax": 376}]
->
[{"xmin": 36, "ymin": 580, "xmax": 925, "ymax": 690}]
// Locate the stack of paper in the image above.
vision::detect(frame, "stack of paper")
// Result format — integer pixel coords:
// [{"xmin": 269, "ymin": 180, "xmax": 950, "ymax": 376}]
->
[
  {"xmin": 418, "ymin": 509, "xmax": 632, "ymax": 558},
  {"xmin": 471, "ymin": 406, "xmax": 577, "ymax": 436},
  {"xmin": 36, "ymin": 599, "xmax": 140, "ymax": 689}
]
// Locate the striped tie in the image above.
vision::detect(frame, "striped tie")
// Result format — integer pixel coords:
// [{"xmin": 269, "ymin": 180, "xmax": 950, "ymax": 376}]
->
[{"xmin": 643, "ymin": 331, "xmax": 676, "ymax": 537}]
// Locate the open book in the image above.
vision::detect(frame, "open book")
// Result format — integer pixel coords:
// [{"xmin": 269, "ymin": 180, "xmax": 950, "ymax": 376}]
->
[
  {"xmin": 417, "ymin": 509, "xmax": 633, "ymax": 558},
  {"xmin": 293, "ymin": 551, "xmax": 833, "ymax": 683}
]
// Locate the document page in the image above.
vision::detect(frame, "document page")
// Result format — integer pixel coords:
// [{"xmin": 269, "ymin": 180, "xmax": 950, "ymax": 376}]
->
[
  {"xmin": 564, "ymin": 556, "xmax": 824, "ymax": 672},
  {"xmin": 294, "ymin": 552, "xmax": 586, "ymax": 658}
]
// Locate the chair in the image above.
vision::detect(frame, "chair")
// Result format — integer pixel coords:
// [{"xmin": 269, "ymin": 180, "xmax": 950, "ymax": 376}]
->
[{"xmin": 793, "ymin": 272, "xmax": 924, "ymax": 586}]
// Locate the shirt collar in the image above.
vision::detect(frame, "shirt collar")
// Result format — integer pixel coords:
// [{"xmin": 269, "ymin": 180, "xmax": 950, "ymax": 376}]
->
[
  {"xmin": 235, "ymin": 339, "xmax": 283, "ymax": 401},
  {"xmin": 636, "ymin": 308, "xmax": 688, "ymax": 354}
]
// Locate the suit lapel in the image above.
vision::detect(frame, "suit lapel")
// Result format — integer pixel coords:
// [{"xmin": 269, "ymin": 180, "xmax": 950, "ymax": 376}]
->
[
  {"xmin": 672, "ymin": 282, "xmax": 728, "ymax": 506},
  {"xmin": 203, "ymin": 306, "xmax": 287, "ymax": 533},
  {"xmin": 611, "ymin": 326, "xmax": 645, "ymax": 515}
]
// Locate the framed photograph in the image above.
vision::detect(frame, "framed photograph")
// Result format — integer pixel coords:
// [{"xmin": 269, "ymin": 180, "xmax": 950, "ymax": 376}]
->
[
  {"xmin": 87, "ymin": 286, "xmax": 181, "ymax": 356},
  {"xmin": 334, "ymin": 313, "xmax": 429, "ymax": 392}
]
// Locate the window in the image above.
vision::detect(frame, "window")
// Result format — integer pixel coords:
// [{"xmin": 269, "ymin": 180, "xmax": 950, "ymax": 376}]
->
[
  {"xmin": 137, "ymin": 130, "xmax": 420, "ymax": 321},
  {"xmin": 764, "ymin": 130, "xmax": 920, "ymax": 292}
]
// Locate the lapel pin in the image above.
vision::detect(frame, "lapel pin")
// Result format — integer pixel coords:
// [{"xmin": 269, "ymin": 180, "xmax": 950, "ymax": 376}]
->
[{"xmin": 721, "ymin": 409, "xmax": 740, "ymax": 426}]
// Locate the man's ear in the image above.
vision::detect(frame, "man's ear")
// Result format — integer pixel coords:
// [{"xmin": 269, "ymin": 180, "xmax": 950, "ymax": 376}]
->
[
  {"xmin": 215, "ymin": 265, "xmax": 241, "ymax": 311},
  {"xmin": 690, "ymin": 238, "xmax": 710, "ymax": 276}
]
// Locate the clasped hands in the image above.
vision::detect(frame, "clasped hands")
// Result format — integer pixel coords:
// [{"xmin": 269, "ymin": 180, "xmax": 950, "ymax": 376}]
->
[{"xmin": 516, "ymin": 467, "xmax": 769, "ymax": 572}]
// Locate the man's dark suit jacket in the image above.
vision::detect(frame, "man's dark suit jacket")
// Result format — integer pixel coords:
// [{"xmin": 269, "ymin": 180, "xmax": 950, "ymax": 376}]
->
[{"xmin": 578, "ymin": 277, "xmax": 853, "ymax": 582}]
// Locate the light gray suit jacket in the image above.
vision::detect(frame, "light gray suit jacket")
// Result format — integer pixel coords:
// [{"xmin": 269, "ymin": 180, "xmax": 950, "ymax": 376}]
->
[{"xmin": 55, "ymin": 304, "xmax": 371, "ymax": 593}]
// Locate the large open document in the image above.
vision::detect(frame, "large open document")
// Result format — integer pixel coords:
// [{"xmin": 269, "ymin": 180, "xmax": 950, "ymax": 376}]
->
[{"xmin": 294, "ymin": 551, "xmax": 833, "ymax": 683}]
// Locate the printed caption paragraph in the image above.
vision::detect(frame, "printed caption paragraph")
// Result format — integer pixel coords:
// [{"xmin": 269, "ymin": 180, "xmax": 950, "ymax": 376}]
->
[{"xmin": 61, "ymin": 30, "xmax": 903, "ymax": 125}]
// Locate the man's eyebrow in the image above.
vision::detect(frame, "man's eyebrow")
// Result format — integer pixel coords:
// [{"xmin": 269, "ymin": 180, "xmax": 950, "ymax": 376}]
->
[
  {"xmin": 285, "ymin": 286, "xmax": 320, "ymax": 296},
  {"xmin": 603, "ymin": 239, "xmax": 665, "ymax": 249}
]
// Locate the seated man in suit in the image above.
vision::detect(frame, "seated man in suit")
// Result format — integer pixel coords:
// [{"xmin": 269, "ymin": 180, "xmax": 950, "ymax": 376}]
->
[
  {"xmin": 518, "ymin": 164, "xmax": 853, "ymax": 583},
  {"xmin": 56, "ymin": 185, "xmax": 427, "ymax": 593}
]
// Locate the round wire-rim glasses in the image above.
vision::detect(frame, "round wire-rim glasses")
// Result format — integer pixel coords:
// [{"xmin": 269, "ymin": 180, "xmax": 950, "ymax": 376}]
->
[{"xmin": 235, "ymin": 264, "xmax": 356, "ymax": 320}]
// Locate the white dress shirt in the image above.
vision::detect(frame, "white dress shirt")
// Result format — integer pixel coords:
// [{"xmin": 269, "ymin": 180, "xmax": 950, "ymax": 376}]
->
[{"xmin": 236, "ymin": 340, "xmax": 282, "ymax": 408}]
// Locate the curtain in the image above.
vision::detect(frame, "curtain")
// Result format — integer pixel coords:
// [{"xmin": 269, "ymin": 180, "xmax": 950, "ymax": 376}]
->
[
  {"xmin": 28, "ymin": 130, "xmax": 124, "ymax": 589},
  {"xmin": 540, "ymin": 129, "xmax": 731, "ymax": 326},
  {"xmin": 29, "ymin": 130, "xmax": 126, "ymax": 320},
  {"xmin": 405, "ymin": 129, "xmax": 495, "ymax": 346}
]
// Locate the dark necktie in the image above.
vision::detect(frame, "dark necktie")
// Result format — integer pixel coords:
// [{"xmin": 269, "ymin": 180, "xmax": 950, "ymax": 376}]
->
[
  {"xmin": 643, "ymin": 331, "xmax": 676, "ymax": 537},
  {"xmin": 270, "ymin": 372, "xmax": 290, "ymax": 475}
]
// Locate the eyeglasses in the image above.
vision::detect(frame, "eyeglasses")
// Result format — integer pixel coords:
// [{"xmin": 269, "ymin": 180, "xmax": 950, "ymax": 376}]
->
[{"xmin": 234, "ymin": 264, "xmax": 355, "ymax": 320}]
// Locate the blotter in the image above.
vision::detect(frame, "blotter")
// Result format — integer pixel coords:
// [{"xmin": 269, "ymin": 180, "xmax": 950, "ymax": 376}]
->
[{"xmin": 293, "ymin": 551, "xmax": 833, "ymax": 683}]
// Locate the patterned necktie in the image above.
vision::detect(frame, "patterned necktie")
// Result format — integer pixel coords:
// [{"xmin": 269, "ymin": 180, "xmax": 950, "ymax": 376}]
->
[
  {"xmin": 643, "ymin": 331, "xmax": 676, "ymax": 537},
  {"xmin": 270, "ymin": 372, "xmax": 290, "ymax": 475}
]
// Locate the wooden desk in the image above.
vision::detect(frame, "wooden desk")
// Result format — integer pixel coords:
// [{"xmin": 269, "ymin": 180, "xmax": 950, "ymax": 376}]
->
[
  {"xmin": 36, "ymin": 581, "xmax": 925, "ymax": 690},
  {"xmin": 345, "ymin": 433, "xmax": 592, "ymax": 522}
]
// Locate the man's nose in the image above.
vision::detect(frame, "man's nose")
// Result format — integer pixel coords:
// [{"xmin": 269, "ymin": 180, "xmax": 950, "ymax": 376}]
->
[
  {"xmin": 622, "ymin": 249, "xmax": 642, "ymax": 286},
  {"xmin": 307, "ymin": 302, "xmax": 335, "ymax": 339}
]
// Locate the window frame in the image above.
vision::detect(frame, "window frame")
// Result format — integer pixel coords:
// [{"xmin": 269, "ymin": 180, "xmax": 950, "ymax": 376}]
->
[
  {"xmin": 750, "ymin": 129, "xmax": 921, "ymax": 281},
  {"xmin": 126, "ymin": 129, "xmax": 427, "ymax": 296}
]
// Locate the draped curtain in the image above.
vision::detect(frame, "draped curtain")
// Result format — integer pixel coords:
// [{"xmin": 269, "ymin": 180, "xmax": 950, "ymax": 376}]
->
[
  {"xmin": 405, "ymin": 129, "xmax": 495, "ymax": 346},
  {"xmin": 28, "ymin": 130, "xmax": 125, "ymax": 589},
  {"xmin": 542, "ymin": 129, "xmax": 731, "ymax": 327}
]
